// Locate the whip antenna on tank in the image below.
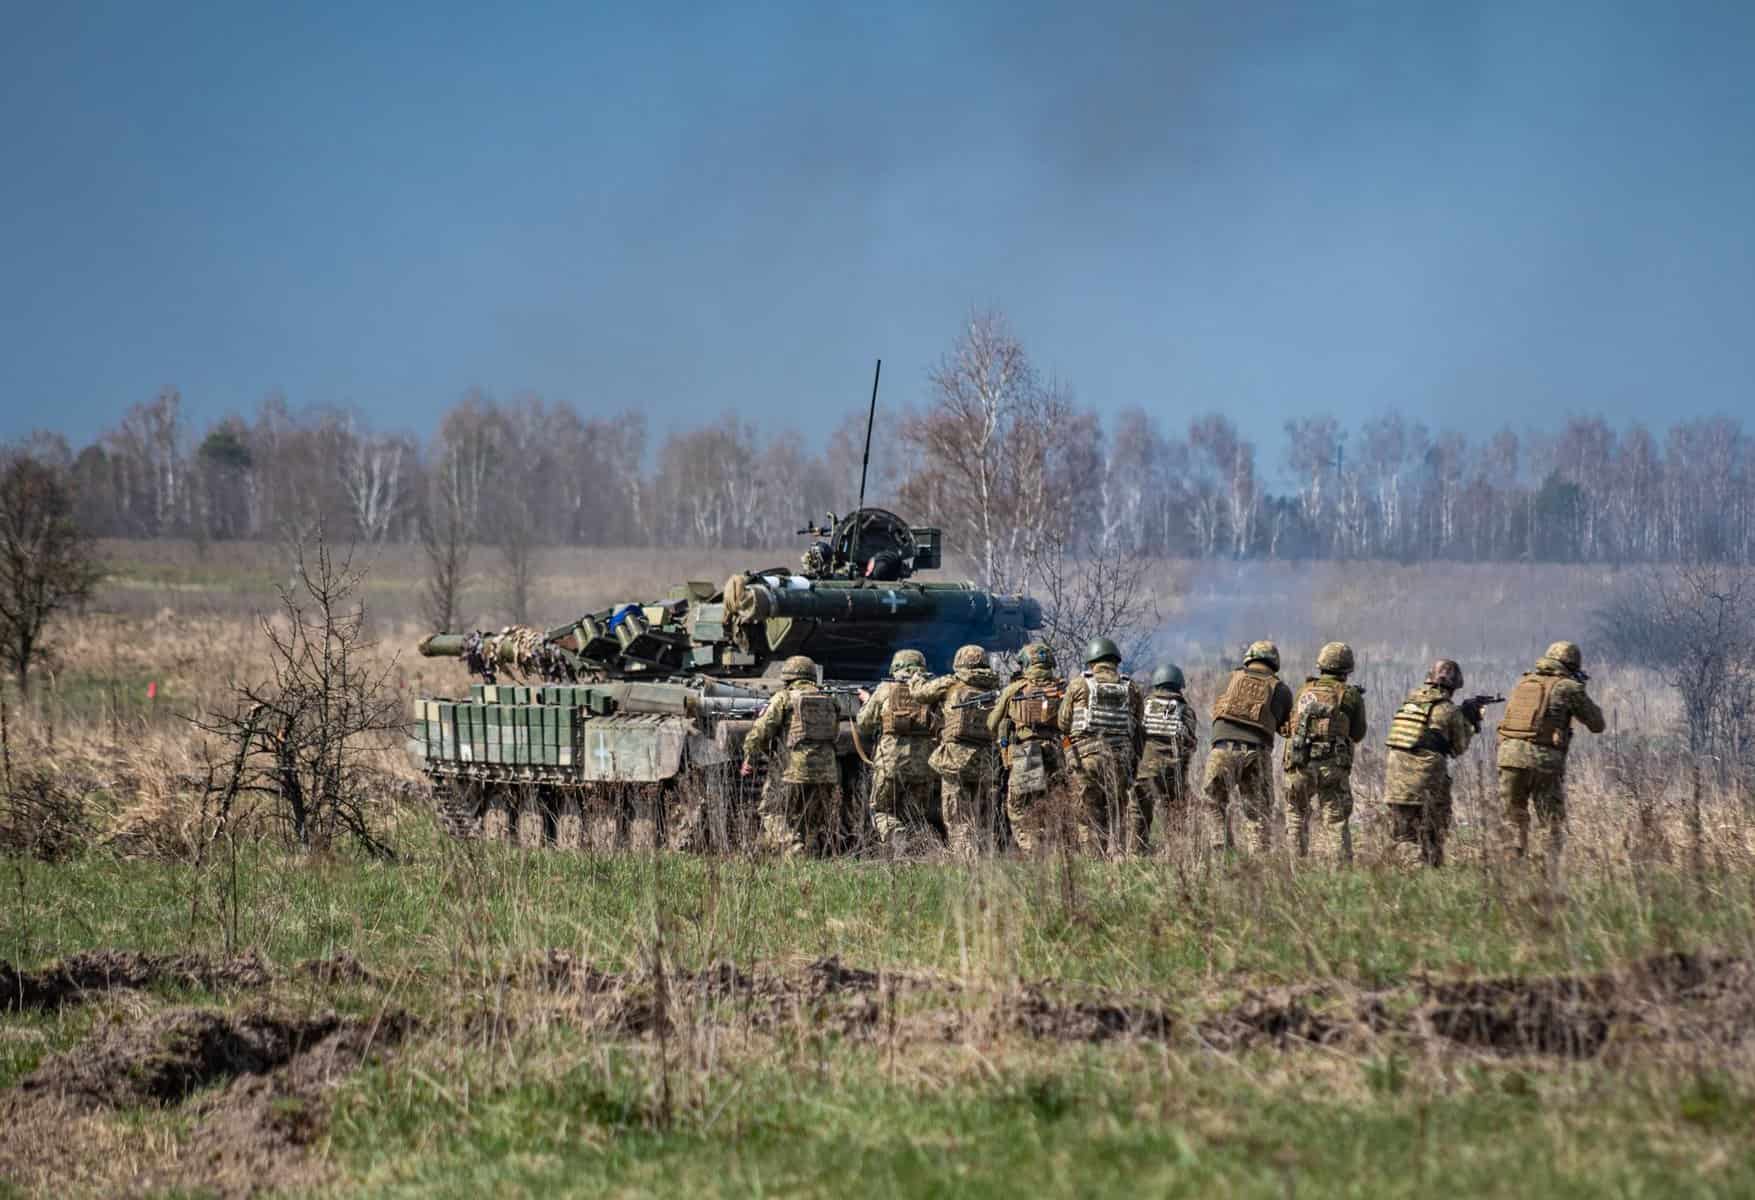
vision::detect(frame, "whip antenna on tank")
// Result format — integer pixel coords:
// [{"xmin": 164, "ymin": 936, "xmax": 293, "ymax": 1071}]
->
[{"xmin": 853, "ymin": 358, "xmax": 881, "ymax": 573}]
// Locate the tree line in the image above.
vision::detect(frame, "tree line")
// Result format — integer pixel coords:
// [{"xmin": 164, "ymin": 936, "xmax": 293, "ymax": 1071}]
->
[{"xmin": 21, "ymin": 312, "xmax": 1755, "ymax": 582}]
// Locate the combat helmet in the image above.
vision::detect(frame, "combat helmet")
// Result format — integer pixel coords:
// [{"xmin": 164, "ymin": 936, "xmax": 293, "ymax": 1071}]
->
[
  {"xmin": 1544, "ymin": 641, "xmax": 1583, "ymax": 672},
  {"xmin": 890, "ymin": 648, "xmax": 927, "ymax": 678},
  {"xmin": 1426, "ymin": 659, "xmax": 1463, "ymax": 691},
  {"xmin": 1085, "ymin": 637, "xmax": 1121, "ymax": 666},
  {"xmin": 1019, "ymin": 642, "xmax": 1057, "ymax": 672},
  {"xmin": 1316, "ymin": 641, "xmax": 1355, "ymax": 676},
  {"xmin": 1151, "ymin": 663, "xmax": 1186, "ymax": 691},
  {"xmin": 1243, "ymin": 640, "xmax": 1281, "ymax": 672},
  {"xmin": 953, "ymin": 645, "xmax": 989, "ymax": 672},
  {"xmin": 780, "ymin": 655, "xmax": 818, "ymax": 682}
]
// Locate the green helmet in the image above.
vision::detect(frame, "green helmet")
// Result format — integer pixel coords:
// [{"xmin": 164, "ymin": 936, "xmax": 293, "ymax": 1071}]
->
[
  {"xmin": 1151, "ymin": 663, "xmax": 1185, "ymax": 691},
  {"xmin": 1544, "ymin": 641, "xmax": 1583, "ymax": 672},
  {"xmin": 1316, "ymin": 641, "xmax": 1355, "ymax": 675},
  {"xmin": 1244, "ymin": 640, "xmax": 1281, "ymax": 672},
  {"xmin": 780, "ymin": 655, "xmax": 817, "ymax": 682},
  {"xmin": 1085, "ymin": 636, "xmax": 1121, "ymax": 666},
  {"xmin": 890, "ymin": 648, "xmax": 927, "ymax": 678},
  {"xmin": 953, "ymin": 645, "xmax": 988, "ymax": 672}
]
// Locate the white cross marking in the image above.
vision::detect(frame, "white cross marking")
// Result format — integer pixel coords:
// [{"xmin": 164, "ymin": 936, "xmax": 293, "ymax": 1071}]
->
[
  {"xmin": 882, "ymin": 590, "xmax": 906, "ymax": 614},
  {"xmin": 594, "ymin": 735, "xmax": 613, "ymax": 771}
]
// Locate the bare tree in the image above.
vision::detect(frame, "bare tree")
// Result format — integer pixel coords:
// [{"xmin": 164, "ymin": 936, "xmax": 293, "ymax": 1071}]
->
[
  {"xmin": 1024, "ymin": 520, "xmax": 1164, "ymax": 671},
  {"xmin": 0, "ymin": 451, "xmax": 104, "ymax": 694}
]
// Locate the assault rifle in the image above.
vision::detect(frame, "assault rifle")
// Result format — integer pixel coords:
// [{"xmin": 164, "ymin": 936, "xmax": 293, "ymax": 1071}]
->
[
  {"xmin": 950, "ymin": 688, "xmax": 1001, "ymax": 710},
  {"xmin": 1459, "ymin": 693, "xmax": 1506, "ymax": 729}
]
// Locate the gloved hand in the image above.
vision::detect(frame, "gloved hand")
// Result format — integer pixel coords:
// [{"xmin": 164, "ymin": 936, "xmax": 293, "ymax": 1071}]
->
[{"xmin": 740, "ymin": 762, "xmax": 754, "ymax": 778}]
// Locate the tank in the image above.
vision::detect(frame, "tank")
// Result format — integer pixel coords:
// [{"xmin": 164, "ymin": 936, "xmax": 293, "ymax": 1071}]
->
[{"xmin": 410, "ymin": 508, "xmax": 1043, "ymax": 850}]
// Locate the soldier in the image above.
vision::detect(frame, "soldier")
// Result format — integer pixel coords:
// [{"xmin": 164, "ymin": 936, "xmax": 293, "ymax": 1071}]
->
[
  {"xmin": 1282, "ymin": 642, "xmax": 1368, "ymax": 863},
  {"xmin": 909, "ymin": 645, "xmax": 1005, "ymax": 860},
  {"xmin": 1204, "ymin": 641, "xmax": 1295, "ymax": 853},
  {"xmin": 740, "ymin": 655, "xmax": 843, "ymax": 857},
  {"xmin": 855, "ymin": 648, "xmax": 943, "ymax": 854},
  {"xmin": 988, "ymin": 642, "xmax": 1068, "ymax": 854},
  {"xmin": 1496, "ymin": 640, "xmax": 1605, "ymax": 877},
  {"xmin": 1057, "ymin": 638, "xmax": 1145, "ymax": 856},
  {"xmin": 1131, "ymin": 663, "xmax": 1200, "ymax": 856},
  {"xmin": 1383, "ymin": 659, "xmax": 1483, "ymax": 867}
]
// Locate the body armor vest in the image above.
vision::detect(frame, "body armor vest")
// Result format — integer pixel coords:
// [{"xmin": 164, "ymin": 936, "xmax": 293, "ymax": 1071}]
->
[
  {"xmin": 786, "ymin": 692, "xmax": 839, "ymax": 749},
  {"xmin": 1212, "ymin": 669, "xmax": 1276, "ymax": 735},
  {"xmin": 1070, "ymin": 674, "xmax": 1134, "ymax": 739},
  {"xmin": 1142, "ymin": 694, "xmax": 1189, "ymax": 745},
  {"xmin": 1387, "ymin": 693, "xmax": 1447, "ymax": 754},
  {"xmin": 881, "ymin": 683, "xmax": 933, "ymax": 737},
  {"xmin": 1499, "ymin": 674, "xmax": 1568, "ymax": 749},
  {"xmin": 1007, "ymin": 683, "xmax": 1064, "ymax": 734},
  {"xmin": 943, "ymin": 683, "xmax": 995, "ymax": 744},
  {"xmin": 1288, "ymin": 677, "xmax": 1351, "ymax": 765}
]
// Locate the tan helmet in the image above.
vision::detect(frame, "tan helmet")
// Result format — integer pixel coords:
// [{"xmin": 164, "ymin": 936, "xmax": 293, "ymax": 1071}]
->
[
  {"xmin": 1544, "ymin": 641, "xmax": 1583, "ymax": 672},
  {"xmin": 890, "ymin": 648, "xmax": 927, "ymax": 677},
  {"xmin": 780, "ymin": 655, "xmax": 817, "ymax": 682},
  {"xmin": 1316, "ymin": 641, "xmax": 1355, "ymax": 675},
  {"xmin": 1243, "ymin": 640, "xmax": 1281, "ymax": 672},
  {"xmin": 1426, "ymin": 659, "xmax": 1463, "ymax": 691},
  {"xmin": 1021, "ymin": 642, "xmax": 1057, "ymax": 672},
  {"xmin": 953, "ymin": 645, "xmax": 988, "ymax": 672}
]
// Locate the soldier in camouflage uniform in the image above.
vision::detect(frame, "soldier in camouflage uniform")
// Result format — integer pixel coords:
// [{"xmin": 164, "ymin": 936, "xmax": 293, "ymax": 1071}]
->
[
  {"xmin": 1496, "ymin": 640, "xmax": 1605, "ymax": 878},
  {"xmin": 1203, "ymin": 641, "xmax": 1295, "ymax": 853},
  {"xmin": 741, "ymin": 655, "xmax": 843, "ymax": 857},
  {"xmin": 909, "ymin": 645, "xmax": 1005, "ymax": 860},
  {"xmin": 988, "ymin": 642, "xmax": 1068, "ymax": 854},
  {"xmin": 1383, "ymin": 659, "xmax": 1482, "ymax": 868},
  {"xmin": 1057, "ymin": 638, "xmax": 1146, "ymax": 856},
  {"xmin": 1282, "ymin": 642, "xmax": 1368, "ymax": 864},
  {"xmin": 855, "ymin": 648, "xmax": 944, "ymax": 854},
  {"xmin": 1131, "ymin": 663, "xmax": 1200, "ymax": 857}
]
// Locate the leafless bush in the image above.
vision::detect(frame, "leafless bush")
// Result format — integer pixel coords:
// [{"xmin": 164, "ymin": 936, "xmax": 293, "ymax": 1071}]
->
[
  {"xmin": 194, "ymin": 528, "xmax": 402, "ymax": 856},
  {"xmin": 1024, "ymin": 521, "xmax": 1164, "ymax": 669}
]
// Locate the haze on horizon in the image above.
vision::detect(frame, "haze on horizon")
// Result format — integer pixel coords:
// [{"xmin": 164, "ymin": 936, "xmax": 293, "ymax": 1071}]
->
[{"xmin": 3, "ymin": 0, "xmax": 1752, "ymax": 461}]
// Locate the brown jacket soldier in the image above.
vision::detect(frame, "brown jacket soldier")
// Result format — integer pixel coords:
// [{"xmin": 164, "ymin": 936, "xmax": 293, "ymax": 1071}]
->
[
  {"xmin": 855, "ymin": 648, "xmax": 943, "ymax": 854},
  {"xmin": 1496, "ymin": 640, "xmax": 1605, "ymax": 876},
  {"xmin": 1283, "ymin": 642, "xmax": 1368, "ymax": 863},
  {"xmin": 1057, "ymin": 637, "xmax": 1146, "ymax": 855},
  {"xmin": 988, "ymin": 642, "xmax": 1067, "ymax": 854},
  {"xmin": 1131, "ymin": 663, "xmax": 1200, "ymax": 857},
  {"xmin": 742, "ymin": 655, "xmax": 843, "ymax": 857},
  {"xmin": 1384, "ymin": 659, "xmax": 1481, "ymax": 867},
  {"xmin": 910, "ymin": 645, "xmax": 1004, "ymax": 860},
  {"xmin": 1204, "ymin": 641, "xmax": 1295, "ymax": 852}
]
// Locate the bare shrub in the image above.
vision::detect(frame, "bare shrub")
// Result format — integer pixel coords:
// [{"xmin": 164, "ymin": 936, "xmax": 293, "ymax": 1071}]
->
[{"xmin": 0, "ymin": 451, "xmax": 104, "ymax": 694}]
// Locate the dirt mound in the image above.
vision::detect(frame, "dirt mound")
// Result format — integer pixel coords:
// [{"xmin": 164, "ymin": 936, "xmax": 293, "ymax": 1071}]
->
[
  {"xmin": 1011, "ymin": 984, "xmax": 1176, "ymax": 1043},
  {"xmin": 295, "ymin": 952, "xmax": 374, "ymax": 987},
  {"xmin": 0, "ymin": 949, "xmax": 271, "ymax": 1013}
]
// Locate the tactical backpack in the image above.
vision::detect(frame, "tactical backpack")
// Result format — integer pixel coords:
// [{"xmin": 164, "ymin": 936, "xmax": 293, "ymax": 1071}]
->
[
  {"xmin": 1070, "ymin": 675, "xmax": 1134, "ymax": 740},
  {"xmin": 1010, "ymin": 741, "xmax": 1052, "ymax": 795},
  {"xmin": 944, "ymin": 683, "xmax": 996, "ymax": 743},
  {"xmin": 881, "ymin": 683, "xmax": 933, "ymax": 737},
  {"xmin": 1142, "ymin": 694, "xmax": 1190, "ymax": 749},
  {"xmin": 1212, "ymin": 669, "xmax": 1277, "ymax": 736},
  {"xmin": 1386, "ymin": 689, "xmax": 1449, "ymax": 755},
  {"xmin": 1285, "ymin": 677, "xmax": 1352, "ymax": 769},
  {"xmin": 786, "ymin": 691, "xmax": 839, "ymax": 749},
  {"xmin": 1007, "ymin": 683, "xmax": 1064, "ymax": 735},
  {"xmin": 1499, "ymin": 673, "xmax": 1568, "ymax": 749}
]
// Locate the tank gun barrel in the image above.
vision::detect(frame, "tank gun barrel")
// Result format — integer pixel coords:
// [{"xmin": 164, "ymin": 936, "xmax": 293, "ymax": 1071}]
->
[
  {"xmin": 739, "ymin": 580, "xmax": 1042, "ymax": 629},
  {"xmin": 418, "ymin": 633, "xmax": 467, "ymax": 658}
]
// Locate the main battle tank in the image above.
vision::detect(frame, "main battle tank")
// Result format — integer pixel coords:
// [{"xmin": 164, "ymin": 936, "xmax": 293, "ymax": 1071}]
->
[{"xmin": 410, "ymin": 508, "xmax": 1043, "ymax": 850}]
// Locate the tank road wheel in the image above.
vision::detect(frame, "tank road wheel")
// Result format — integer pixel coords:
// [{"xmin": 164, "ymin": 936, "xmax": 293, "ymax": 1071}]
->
[
  {"xmin": 628, "ymin": 784, "xmax": 662, "ymax": 851},
  {"xmin": 585, "ymin": 786, "xmax": 621, "ymax": 852},
  {"xmin": 515, "ymin": 787, "xmax": 546, "ymax": 849},
  {"xmin": 481, "ymin": 785, "xmax": 515, "ymax": 843},
  {"xmin": 555, "ymin": 792, "xmax": 586, "ymax": 851}
]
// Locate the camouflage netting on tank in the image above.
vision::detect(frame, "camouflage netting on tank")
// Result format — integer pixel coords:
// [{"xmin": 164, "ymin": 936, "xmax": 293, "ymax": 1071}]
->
[{"xmin": 464, "ymin": 627, "xmax": 574, "ymax": 684}]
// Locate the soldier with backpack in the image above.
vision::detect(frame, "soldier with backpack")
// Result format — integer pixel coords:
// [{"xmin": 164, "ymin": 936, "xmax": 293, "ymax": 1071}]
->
[
  {"xmin": 1131, "ymin": 663, "xmax": 1200, "ymax": 856},
  {"xmin": 1283, "ymin": 642, "xmax": 1368, "ymax": 864},
  {"xmin": 909, "ymin": 645, "xmax": 1006, "ymax": 860},
  {"xmin": 989, "ymin": 642, "xmax": 1069, "ymax": 854},
  {"xmin": 855, "ymin": 648, "xmax": 943, "ymax": 854},
  {"xmin": 1496, "ymin": 641, "xmax": 1605, "ymax": 878},
  {"xmin": 1383, "ymin": 658, "xmax": 1484, "ymax": 867},
  {"xmin": 741, "ymin": 654, "xmax": 845, "ymax": 857},
  {"xmin": 1058, "ymin": 637, "xmax": 1145, "ymax": 855},
  {"xmin": 1204, "ymin": 641, "xmax": 1295, "ymax": 853}
]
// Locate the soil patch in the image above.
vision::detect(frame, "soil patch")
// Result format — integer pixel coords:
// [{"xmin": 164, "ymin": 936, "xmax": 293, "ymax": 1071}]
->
[{"xmin": 0, "ymin": 949, "xmax": 270, "ymax": 1014}]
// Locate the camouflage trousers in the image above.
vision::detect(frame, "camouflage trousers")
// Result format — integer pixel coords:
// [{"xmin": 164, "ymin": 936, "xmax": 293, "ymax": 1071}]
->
[
  {"xmin": 868, "ymin": 769, "xmax": 945, "ymax": 854},
  {"xmin": 1284, "ymin": 763, "xmax": 1354, "ymax": 863},
  {"xmin": 1068, "ymin": 739, "xmax": 1134, "ymax": 857},
  {"xmin": 1131, "ymin": 755, "xmax": 1192, "ymax": 858},
  {"xmin": 758, "ymin": 781, "xmax": 844, "ymax": 858},
  {"xmin": 1387, "ymin": 797, "xmax": 1452, "ymax": 868},
  {"xmin": 1003, "ymin": 739, "xmax": 1066, "ymax": 855},
  {"xmin": 931, "ymin": 744, "xmax": 1001, "ymax": 860},
  {"xmin": 1203, "ymin": 743, "xmax": 1278, "ymax": 853},
  {"xmin": 1499, "ymin": 766, "xmax": 1567, "ymax": 876}
]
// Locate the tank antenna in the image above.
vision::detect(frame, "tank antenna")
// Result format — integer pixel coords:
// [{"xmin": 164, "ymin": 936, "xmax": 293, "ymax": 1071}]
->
[{"xmin": 857, "ymin": 358, "xmax": 881, "ymax": 514}]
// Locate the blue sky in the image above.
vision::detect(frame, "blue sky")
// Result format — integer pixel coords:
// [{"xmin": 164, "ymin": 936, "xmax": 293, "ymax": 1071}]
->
[{"xmin": 3, "ymin": 0, "xmax": 1752, "ymax": 463}]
